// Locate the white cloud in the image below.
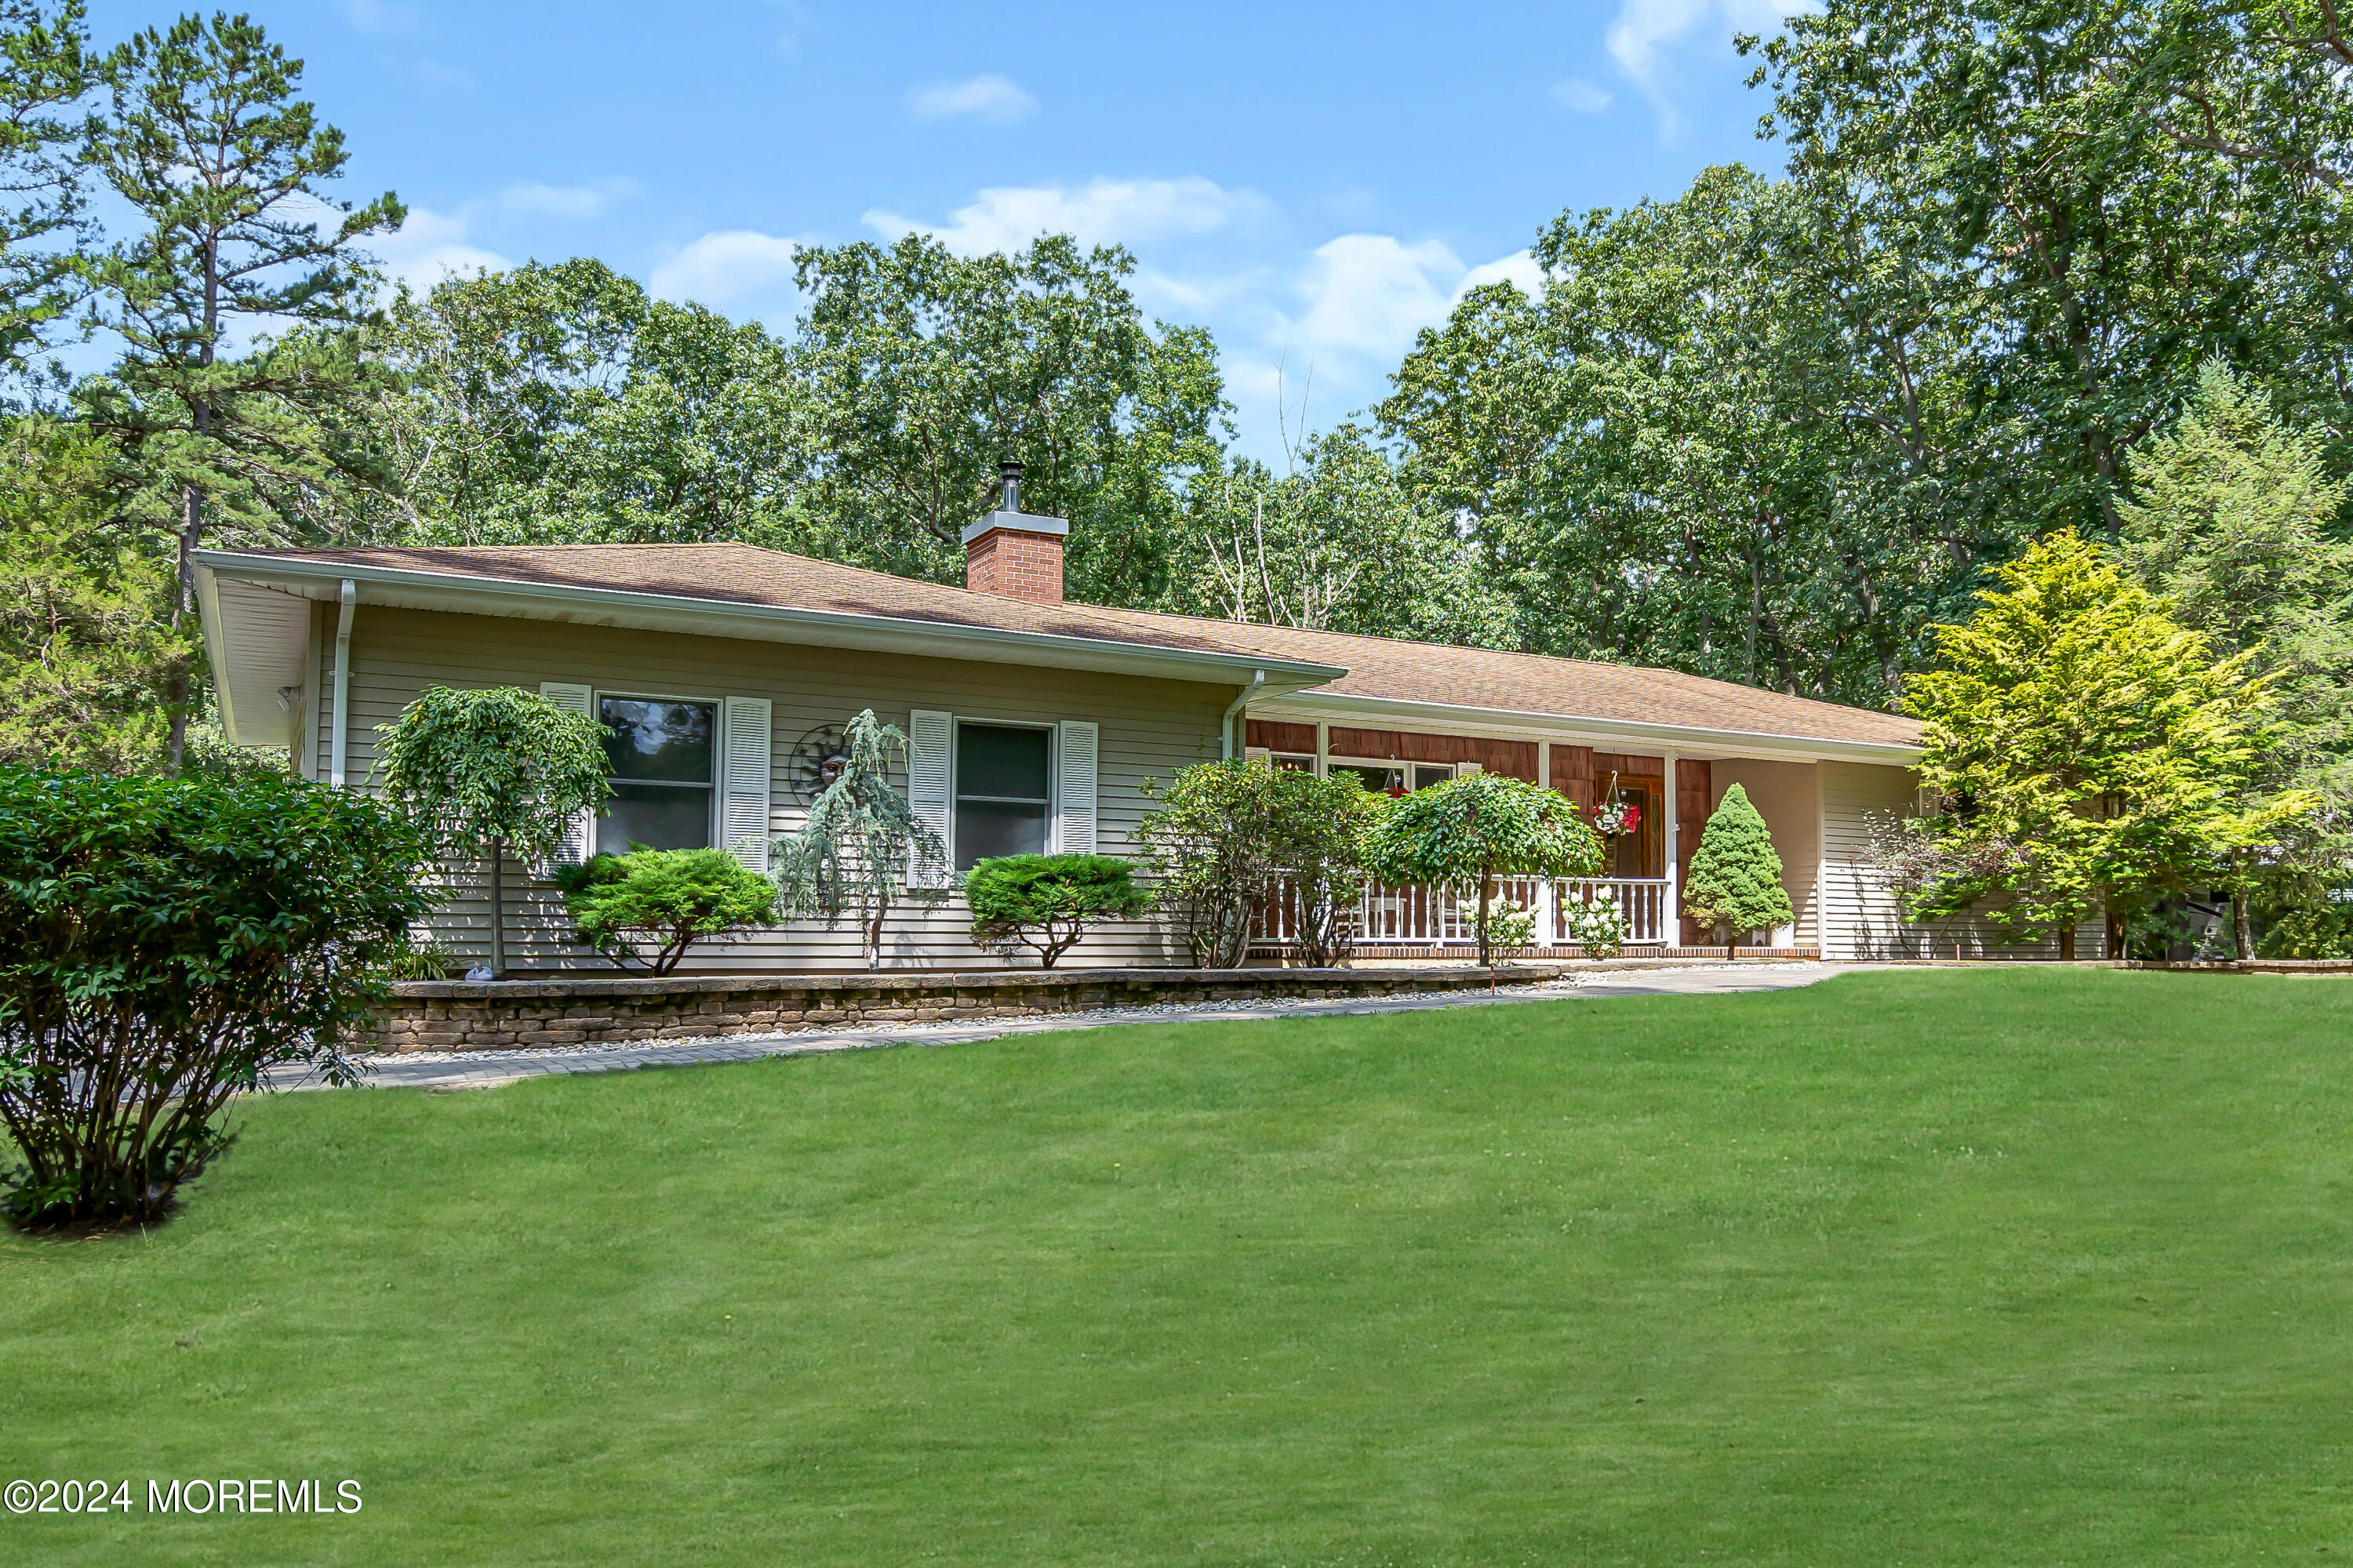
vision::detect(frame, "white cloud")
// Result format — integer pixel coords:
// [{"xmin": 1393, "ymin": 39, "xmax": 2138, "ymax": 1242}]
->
[
  {"xmin": 908, "ymin": 73, "xmax": 1039, "ymax": 126},
  {"xmin": 500, "ymin": 180, "xmax": 636, "ymax": 221},
  {"xmin": 1606, "ymin": 0, "xmax": 1805, "ymax": 133},
  {"xmin": 864, "ymin": 176, "xmax": 1267, "ymax": 256},
  {"xmin": 369, "ymin": 206, "xmax": 509, "ymax": 291},
  {"xmin": 1551, "ymin": 78, "xmax": 1614, "ymax": 112},
  {"xmin": 1459, "ymin": 250, "xmax": 1545, "ymax": 296},
  {"xmin": 649, "ymin": 230, "xmax": 804, "ymax": 316},
  {"xmin": 1289, "ymin": 235, "xmax": 1465, "ymax": 363}
]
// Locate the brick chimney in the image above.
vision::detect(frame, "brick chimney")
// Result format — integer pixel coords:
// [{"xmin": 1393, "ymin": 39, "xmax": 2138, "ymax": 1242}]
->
[{"xmin": 962, "ymin": 460, "xmax": 1067, "ymax": 603}]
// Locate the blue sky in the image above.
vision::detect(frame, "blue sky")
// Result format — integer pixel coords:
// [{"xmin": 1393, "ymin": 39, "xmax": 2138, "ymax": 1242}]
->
[{"xmin": 83, "ymin": 0, "xmax": 1798, "ymax": 458}]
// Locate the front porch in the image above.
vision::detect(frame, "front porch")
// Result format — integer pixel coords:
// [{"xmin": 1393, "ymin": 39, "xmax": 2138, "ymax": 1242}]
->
[{"xmin": 1242, "ymin": 718, "xmax": 1833, "ymax": 961}]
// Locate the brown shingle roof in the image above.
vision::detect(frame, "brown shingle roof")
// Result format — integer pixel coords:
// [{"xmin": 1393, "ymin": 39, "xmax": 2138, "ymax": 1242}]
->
[{"xmin": 256, "ymin": 542, "xmax": 1922, "ymax": 749}]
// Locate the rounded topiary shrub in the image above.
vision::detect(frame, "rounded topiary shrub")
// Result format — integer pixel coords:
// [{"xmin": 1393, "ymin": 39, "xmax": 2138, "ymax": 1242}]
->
[
  {"xmin": 966, "ymin": 853, "xmax": 1149, "ymax": 968},
  {"xmin": 0, "ymin": 766, "xmax": 432, "ymax": 1227}
]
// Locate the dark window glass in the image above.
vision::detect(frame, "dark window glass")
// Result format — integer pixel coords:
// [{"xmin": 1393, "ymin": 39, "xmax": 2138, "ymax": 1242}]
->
[
  {"xmin": 1272, "ymin": 754, "xmax": 1315, "ymax": 771},
  {"xmin": 1336, "ymin": 763, "xmax": 1405, "ymax": 795},
  {"xmin": 956, "ymin": 723, "xmax": 1051, "ymax": 870},
  {"xmin": 1413, "ymin": 765, "xmax": 1454, "ymax": 791},
  {"xmin": 601, "ymin": 697, "xmax": 714, "ymax": 783},
  {"xmin": 596, "ymin": 697, "xmax": 715, "ymax": 853},
  {"xmin": 958, "ymin": 724, "xmax": 1049, "ymax": 800},
  {"xmin": 957, "ymin": 801, "xmax": 1049, "ymax": 866},
  {"xmin": 601, "ymin": 781, "xmax": 714, "ymax": 854}
]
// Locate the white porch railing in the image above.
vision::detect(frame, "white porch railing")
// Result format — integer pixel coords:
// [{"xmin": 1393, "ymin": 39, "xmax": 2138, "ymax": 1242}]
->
[{"xmin": 1257, "ymin": 876, "xmax": 1674, "ymax": 948}]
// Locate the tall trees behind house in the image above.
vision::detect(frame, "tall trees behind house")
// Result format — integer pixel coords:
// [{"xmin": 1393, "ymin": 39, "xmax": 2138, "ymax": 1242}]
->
[
  {"xmin": 75, "ymin": 11, "xmax": 402, "ymax": 765},
  {"xmin": 0, "ymin": 0, "xmax": 89, "ymax": 375}
]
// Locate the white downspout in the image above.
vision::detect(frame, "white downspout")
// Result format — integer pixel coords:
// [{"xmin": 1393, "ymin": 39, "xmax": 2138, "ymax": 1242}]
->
[
  {"xmin": 328, "ymin": 580, "xmax": 356, "ymax": 788},
  {"xmin": 1220, "ymin": 670, "xmax": 1266, "ymax": 761}
]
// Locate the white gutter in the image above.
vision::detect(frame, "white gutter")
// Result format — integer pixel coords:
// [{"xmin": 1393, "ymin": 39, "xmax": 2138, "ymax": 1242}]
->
[
  {"xmin": 1220, "ymin": 669, "xmax": 1266, "ymax": 761},
  {"xmin": 1264, "ymin": 690, "xmax": 1925, "ymax": 766},
  {"xmin": 195, "ymin": 551, "xmax": 1347, "ymax": 697},
  {"xmin": 328, "ymin": 580, "xmax": 355, "ymax": 788}
]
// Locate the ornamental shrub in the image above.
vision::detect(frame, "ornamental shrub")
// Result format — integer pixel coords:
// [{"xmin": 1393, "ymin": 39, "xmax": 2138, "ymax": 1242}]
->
[
  {"xmin": 0, "ymin": 766, "xmax": 433, "ymax": 1227},
  {"xmin": 1137, "ymin": 761, "xmax": 1385, "ymax": 969},
  {"xmin": 966, "ymin": 853, "xmax": 1150, "ymax": 969},
  {"xmin": 561, "ymin": 847, "xmax": 777, "ymax": 975},
  {"xmin": 1364, "ymin": 771, "xmax": 1602, "ymax": 968},
  {"xmin": 1680, "ymin": 783, "xmax": 1795, "ymax": 948}
]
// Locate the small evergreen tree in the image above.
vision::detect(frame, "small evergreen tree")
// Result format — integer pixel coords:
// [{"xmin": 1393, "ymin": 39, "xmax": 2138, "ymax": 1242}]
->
[
  {"xmin": 965, "ymin": 853, "xmax": 1149, "ymax": 969},
  {"xmin": 1681, "ymin": 784, "xmax": 1794, "ymax": 949},
  {"xmin": 559, "ymin": 847, "xmax": 776, "ymax": 975},
  {"xmin": 769, "ymin": 709, "xmax": 947, "ymax": 970},
  {"xmin": 373, "ymin": 686, "xmax": 612, "ymax": 977}
]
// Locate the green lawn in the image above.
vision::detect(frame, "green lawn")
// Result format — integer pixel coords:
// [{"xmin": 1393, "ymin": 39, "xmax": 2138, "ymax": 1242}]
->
[{"xmin": 6, "ymin": 970, "xmax": 2353, "ymax": 1565}]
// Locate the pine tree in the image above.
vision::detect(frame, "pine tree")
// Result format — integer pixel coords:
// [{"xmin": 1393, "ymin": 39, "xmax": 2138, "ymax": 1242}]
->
[
  {"xmin": 1681, "ymin": 783, "xmax": 1795, "ymax": 949},
  {"xmin": 2120, "ymin": 360, "xmax": 2353, "ymax": 953}
]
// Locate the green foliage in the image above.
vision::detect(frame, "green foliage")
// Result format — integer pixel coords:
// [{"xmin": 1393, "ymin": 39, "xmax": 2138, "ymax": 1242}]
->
[
  {"xmin": 1904, "ymin": 531, "xmax": 2314, "ymax": 951},
  {"xmin": 374, "ymin": 686, "xmax": 611, "ymax": 974},
  {"xmin": 0, "ymin": 418, "xmax": 181, "ymax": 773},
  {"xmin": 374, "ymin": 686, "xmax": 611, "ymax": 869},
  {"xmin": 1363, "ymin": 771, "xmax": 1602, "ymax": 966},
  {"xmin": 2254, "ymin": 894, "xmax": 2353, "ymax": 959},
  {"xmin": 1138, "ymin": 760, "xmax": 1385, "ymax": 969},
  {"xmin": 1171, "ymin": 425, "xmax": 1515, "ymax": 647},
  {"xmin": 1267, "ymin": 767, "xmax": 1387, "ymax": 968},
  {"xmin": 74, "ymin": 10, "xmax": 406, "ymax": 765},
  {"xmin": 0, "ymin": 1, "xmax": 92, "ymax": 373},
  {"xmin": 964, "ymin": 853, "xmax": 1150, "ymax": 969},
  {"xmin": 770, "ymin": 709, "xmax": 947, "ymax": 970},
  {"xmin": 2121, "ymin": 362, "xmax": 2353, "ymax": 940},
  {"xmin": 0, "ymin": 764, "xmax": 431, "ymax": 1225},
  {"xmin": 362, "ymin": 260, "xmax": 806, "ymax": 550},
  {"xmin": 1682, "ymin": 784, "xmax": 1795, "ymax": 945},
  {"xmin": 562, "ymin": 846, "xmax": 776, "ymax": 976},
  {"xmin": 1559, "ymin": 887, "xmax": 1628, "ymax": 959},
  {"xmin": 788, "ymin": 232, "xmax": 1228, "ymax": 603}
]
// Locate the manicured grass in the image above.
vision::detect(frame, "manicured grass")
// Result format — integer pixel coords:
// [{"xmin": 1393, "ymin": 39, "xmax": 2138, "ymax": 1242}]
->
[{"xmin": 6, "ymin": 970, "xmax": 2353, "ymax": 1565}]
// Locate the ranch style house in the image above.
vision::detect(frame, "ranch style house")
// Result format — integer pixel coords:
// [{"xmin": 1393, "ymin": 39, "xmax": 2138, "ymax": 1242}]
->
[{"xmin": 196, "ymin": 471, "xmax": 2105, "ymax": 971}]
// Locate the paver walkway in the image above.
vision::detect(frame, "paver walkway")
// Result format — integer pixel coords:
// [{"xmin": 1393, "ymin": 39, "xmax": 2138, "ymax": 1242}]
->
[{"xmin": 268, "ymin": 962, "xmax": 1851, "ymax": 1093}]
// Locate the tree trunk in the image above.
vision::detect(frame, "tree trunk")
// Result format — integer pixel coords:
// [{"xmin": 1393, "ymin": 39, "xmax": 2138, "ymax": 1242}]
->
[
  {"xmin": 2105, "ymin": 906, "xmax": 2128, "ymax": 962},
  {"xmin": 2057, "ymin": 924, "xmax": 2076, "ymax": 961},
  {"xmin": 487, "ymin": 837, "xmax": 507, "ymax": 977},
  {"xmin": 2233, "ymin": 884, "xmax": 2254, "ymax": 962},
  {"xmin": 1477, "ymin": 875, "xmax": 1496, "ymax": 988},
  {"xmin": 165, "ymin": 481, "xmax": 202, "ymax": 772},
  {"xmin": 865, "ymin": 890, "xmax": 887, "ymax": 970}
]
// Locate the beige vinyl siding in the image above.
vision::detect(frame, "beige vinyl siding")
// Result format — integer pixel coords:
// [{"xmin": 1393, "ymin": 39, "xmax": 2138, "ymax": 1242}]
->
[
  {"xmin": 1707, "ymin": 759, "xmax": 1820, "ymax": 948},
  {"xmin": 314, "ymin": 604, "xmax": 1230, "ymax": 973},
  {"xmin": 1819, "ymin": 760, "xmax": 2104, "ymax": 959}
]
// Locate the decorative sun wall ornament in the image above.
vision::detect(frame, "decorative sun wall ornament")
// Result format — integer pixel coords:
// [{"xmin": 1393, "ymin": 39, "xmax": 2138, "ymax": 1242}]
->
[{"xmin": 788, "ymin": 722, "xmax": 852, "ymax": 804}]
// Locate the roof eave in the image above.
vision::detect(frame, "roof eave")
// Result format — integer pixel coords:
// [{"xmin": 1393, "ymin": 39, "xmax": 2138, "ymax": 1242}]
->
[
  {"xmin": 1259, "ymin": 689, "xmax": 1924, "ymax": 766},
  {"xmin": 195, "ymin": 550, "xmax": 1347, "ymax": 697}
]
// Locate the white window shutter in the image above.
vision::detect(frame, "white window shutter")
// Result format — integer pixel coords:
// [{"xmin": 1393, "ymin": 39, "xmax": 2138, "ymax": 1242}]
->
[
  {"xmin": 540, "ymin": 682, "xmax": 597, "ymax": 864},
  {"xmin": 907, "ymin": 708, "xmax": 955, "ymax": 887},
  {"xmin": 1056, "ymin": 719, "xmax": 1099, "ymax": 855},
  {"xmin": 722, "ymin": 696, "xmax": 773, "ymax": 872}
]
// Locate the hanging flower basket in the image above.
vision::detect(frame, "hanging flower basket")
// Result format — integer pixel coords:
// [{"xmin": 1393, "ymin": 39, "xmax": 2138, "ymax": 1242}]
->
[{"xmin": 1591, "ymin": 770, "xmax": 1641, "ymax": 839}]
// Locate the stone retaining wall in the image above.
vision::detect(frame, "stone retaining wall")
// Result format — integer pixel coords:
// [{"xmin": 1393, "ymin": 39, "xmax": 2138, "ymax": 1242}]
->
[{"xmin": 368, "ymin": 963, "xmax": 1580, "ymax": 1054}]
